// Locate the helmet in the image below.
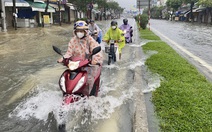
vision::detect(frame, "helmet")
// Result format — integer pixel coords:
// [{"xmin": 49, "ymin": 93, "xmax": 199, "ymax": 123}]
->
[
  {"xmin": 123, "ymin": 19, "xmax": 128, "ymax": 25},
  {"xmin": 111, "ymin": 21, "xmax": 117, "ymax": 26},
  {"xmin": 74, "ymin": 20, "xmax": 88, "ymax": 30},
  {"xmin": 90, "ymin": 19, "xmax": 95, "ymax": 23},
  {"xmin": 85, "ymin": 19, "xmax": 90, "ymax": 24}
]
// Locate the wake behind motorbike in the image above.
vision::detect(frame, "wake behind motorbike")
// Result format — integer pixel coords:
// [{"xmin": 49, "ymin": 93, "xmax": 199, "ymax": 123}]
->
[{"xmin": 104, "ymin": 40, "xmax": 119, "ymax": 65}]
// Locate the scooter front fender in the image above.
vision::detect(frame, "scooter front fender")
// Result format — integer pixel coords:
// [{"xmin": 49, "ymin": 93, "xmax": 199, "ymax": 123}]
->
[{"xmin": 62, "ymin": 94, "xmax": 81, "ymax": 105}]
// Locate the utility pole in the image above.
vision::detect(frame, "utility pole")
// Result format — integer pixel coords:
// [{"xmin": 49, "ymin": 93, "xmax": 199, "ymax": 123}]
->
[
  {"xmin": 58, "ymin": 0, "xmax": 61, "ymax": 26},
  {"xmin": 190, "ymin": 1, "xmax": 194, "ymax": 22},
  {"xmin": 1, "ymin": 0, "xmax": 7, "ymax": 31},
  {"xmin": 12, "ymin": 0, "xmax": 17, "ymax": 30},
  {"xmin": 89, "ymin": 2, "xmax": 93, "ymax": 20},
  {"xmin": 137, "ymin": 0, "xmax": 141, "ymax": 30},
  {"xmin": 148, "ymin": 0, "xmax": 150, "ymax": 30}
]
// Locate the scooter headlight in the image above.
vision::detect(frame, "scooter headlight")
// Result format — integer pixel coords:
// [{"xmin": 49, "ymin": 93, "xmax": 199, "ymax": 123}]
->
[
  {"xmin": 68, "ymin": 60, "xmax": 80, "ymax": 70},
  {"xmin": 72, "ymin": 76, "xmax": 85, "ymax": 93},
  {"xmin": 109, "ymin": 40, "xmax": 115, "ymax": 43},
  {"xmin": 60, "ymin": 76, "xmax": 66, "ymax": 92}
]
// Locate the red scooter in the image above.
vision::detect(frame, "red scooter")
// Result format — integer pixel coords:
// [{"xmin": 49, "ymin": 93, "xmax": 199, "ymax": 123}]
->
[
  {"xmin": 53, "ymin": 46, "xmax": 102, "ymax": 131},
  {"xmin": 53, "ymin": 46, "xmax": 102, "ymax": 105}
]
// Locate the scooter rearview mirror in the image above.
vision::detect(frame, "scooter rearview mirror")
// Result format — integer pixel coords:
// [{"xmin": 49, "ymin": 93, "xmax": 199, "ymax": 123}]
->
[
  {"xmin": 52, "ymin": 45, "xmax": 63, "ymax": 56},
  {"xmin": 91, "ymin": 46, "xmax": 101, "ymax": 56}
]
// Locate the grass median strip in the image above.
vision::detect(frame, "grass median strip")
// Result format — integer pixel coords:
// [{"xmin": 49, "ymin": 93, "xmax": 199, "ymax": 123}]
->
[{"xmin": 140, "ymin": 29, "xmax": 212, "ymax": 131}]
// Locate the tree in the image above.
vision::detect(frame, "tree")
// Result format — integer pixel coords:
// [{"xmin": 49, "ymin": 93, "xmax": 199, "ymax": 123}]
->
[
  {"xmin": 68, "ymin": 0, "xmax": 91, "ymax": 19},
  {"xmin": 198, "ymin": 0, "xmax": 212, "ymax": 24},
  {"xmin": 198, "ymin": 0, "xmax": 212, "ymax": 7},
  {"xmin": 151, "ymin": 6, "xmax": 164, "ymax": 19},
  {"xmin": 166, "ymin": 0, "xmax": 183, "ymax": 11},
  {"xmin": 68, "ymin": 0, "xmax": 123, "ymax": 20}
]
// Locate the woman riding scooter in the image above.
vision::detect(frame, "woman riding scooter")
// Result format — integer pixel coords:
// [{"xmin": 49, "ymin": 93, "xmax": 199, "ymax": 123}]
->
[
  {"xmin": 88, "ymin": 20, "xmax": 103, "ymax": 44},
  {"xmin": 119, "ymin": 18, "xmax": 133, "ymax": 43},
  {"xmin": 103, "ymin": 21, "xmax": 125, "ymax": 60},
  {"xmin": 57, "ymin": 20, "xmax": 103, "ymax": 94}
]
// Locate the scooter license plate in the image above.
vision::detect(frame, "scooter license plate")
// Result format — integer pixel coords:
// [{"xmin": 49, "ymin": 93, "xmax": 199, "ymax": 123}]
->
[{"xmin": 109, "ymin": 40, "xmax": 115, "ymax": 43}]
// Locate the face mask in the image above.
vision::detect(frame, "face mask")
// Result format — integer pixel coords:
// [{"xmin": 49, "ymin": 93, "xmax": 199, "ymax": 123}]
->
[
  {"xmin": 76, "ymin": 32, "xmax": 84, "ymax": 39},
  {"xmin": 111, "ymin": 26, "xmax": 117, "ymax": 29}
]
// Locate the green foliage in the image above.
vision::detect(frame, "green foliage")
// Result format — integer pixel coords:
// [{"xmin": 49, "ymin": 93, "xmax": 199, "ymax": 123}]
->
[
  {"xmin": 140, "ymin": 29, "xmax": 212, "ymax": 131},
  {"xmin": 96, "ymin": 0, "xmax": 108, "ymax": 8},
  {"xmin": 68, "ymin": 0, "xmax": 123, "ymax": 15},
  {"xmin": 166, "ymin": 0, "xmax": 183, "ymax": 10},
  {"xmin": 166, "ymin": 0, "xmax": 200, "ymax": 10},
  {"xmin": 135, "ymin": 14, "xmax": 149, "ymax": 29},
  {"xmin": 182, "ymin": 0, "xmax": 198, "ymax": 4},
  {"xmin": 151, "ymin": 6, "xmax": 164, "ymax": 19},
  {"xmin": 69, "ymin": 0, "xmax": 88, "ymax": 12},
  {"xmin": 198, "ymin": 0, "xmax": 212, "ymax": 7},
  {"xmin": 75, "ymin": 18, "xmax": 88, "ymax": 21}
]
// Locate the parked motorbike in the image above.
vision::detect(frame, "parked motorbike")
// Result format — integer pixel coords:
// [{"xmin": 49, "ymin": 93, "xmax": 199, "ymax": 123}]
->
[
  {"xmin": 104, "ymin": 40, "xmax": 119, "ymax": 65},
  {"xmin": 52, "ymin": 45, "xmax": 102, "ymax": 131}
]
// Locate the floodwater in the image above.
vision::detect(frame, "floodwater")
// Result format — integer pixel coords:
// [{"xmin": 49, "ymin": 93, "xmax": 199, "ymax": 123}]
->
[
  {"xmin": 0, "ymin": 19, "xmax": 154, "ymax": 132},
  {"xmin": 1, "ymin": 18, "xmax": 210, "ymax": 132}
]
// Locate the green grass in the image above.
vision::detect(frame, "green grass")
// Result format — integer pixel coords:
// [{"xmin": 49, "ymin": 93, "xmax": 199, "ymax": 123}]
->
[
  {"xmin": 139, "ymin": 28, "xmax": 160, "ymax": 40},
  {"xmin": 140, "ymin": 29, "xmax": 212, "ymax": 131}
]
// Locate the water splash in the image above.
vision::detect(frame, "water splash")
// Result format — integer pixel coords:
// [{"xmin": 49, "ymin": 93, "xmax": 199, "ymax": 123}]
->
[
  {"xmin": 142, "ymin": 72, "xmax": 163, "ymax": 94},
  {"xmin": 103, "ymin": 59, "xmax": 145, "ymax": 70},
  {"xmin": 9, "ymin": 85, "xmax": 62, "ymax": 121},
  {"xmin": 8, "ymin": 80, "xmax": 138, "ymax": 127}
]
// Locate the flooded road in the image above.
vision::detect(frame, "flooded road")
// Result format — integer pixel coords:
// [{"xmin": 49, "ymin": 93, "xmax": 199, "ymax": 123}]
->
[
  {"xmin": 150, "ymin": 19, "xmax": 212, "ymax": 81},
  {"xmin": 0, "ymin": 19, "xmax": 151, "ymax": 132}
]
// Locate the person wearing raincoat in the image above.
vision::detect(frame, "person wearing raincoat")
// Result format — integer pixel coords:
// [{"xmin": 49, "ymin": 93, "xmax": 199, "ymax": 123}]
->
[
  {"xmin": 57, "ymin": 20, "xmax": 103, "ymax": 94},
  {"xmin": 119, "ymin": 18, "xmax": 133, "ymax": 43},
  {"xmin": 103, "ymin": 20, "xmax": 125, "ymax": 60}
]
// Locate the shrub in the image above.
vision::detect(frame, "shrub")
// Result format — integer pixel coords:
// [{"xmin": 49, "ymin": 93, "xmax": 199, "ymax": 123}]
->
[{"xmin": 136, "ymin": 14, "xmax": 149, "ymax": 29}]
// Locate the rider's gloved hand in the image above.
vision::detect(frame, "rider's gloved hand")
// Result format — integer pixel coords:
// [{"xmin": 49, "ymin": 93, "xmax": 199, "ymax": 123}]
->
[
  {"xmin": 91, "ymin": 59, "xmax": 101, "ymax": 66},
  {"xmin": 91, "ymin": 60, "xmax": 97, "ymax": 65}
]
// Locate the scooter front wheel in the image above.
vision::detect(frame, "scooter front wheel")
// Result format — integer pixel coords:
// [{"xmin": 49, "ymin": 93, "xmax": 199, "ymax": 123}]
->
[
  {"xmin": 108, "ymin": 56, "xmax": 111, "ymax": 65},
  {"xmin": 90, "ymin": 83, "xmax": 97, "ymax": 96},
  {"xmin": 58, "ymin": 124, "xmax": 66, "ymax": 132}
]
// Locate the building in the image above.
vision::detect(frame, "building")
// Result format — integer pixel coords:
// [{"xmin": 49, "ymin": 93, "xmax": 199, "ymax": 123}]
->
[{"xmin": 0, "ymin": 0, "xmax": 78, "ymax": 31}]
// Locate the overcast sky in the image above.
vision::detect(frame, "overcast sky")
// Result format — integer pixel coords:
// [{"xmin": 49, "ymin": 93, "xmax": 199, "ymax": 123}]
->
[{"xmin": 113, "ymin": 0, "xmax": 137, "ymax": 10}]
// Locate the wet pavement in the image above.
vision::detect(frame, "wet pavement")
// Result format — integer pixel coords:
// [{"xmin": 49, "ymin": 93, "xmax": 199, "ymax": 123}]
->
[
  {"xmin": 150, "ymin": 19, "xmax": 212, "ymax": 81},
  {"xmin": 0, "ymin": 19, "xmax": 151, "ymax": 132}
]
